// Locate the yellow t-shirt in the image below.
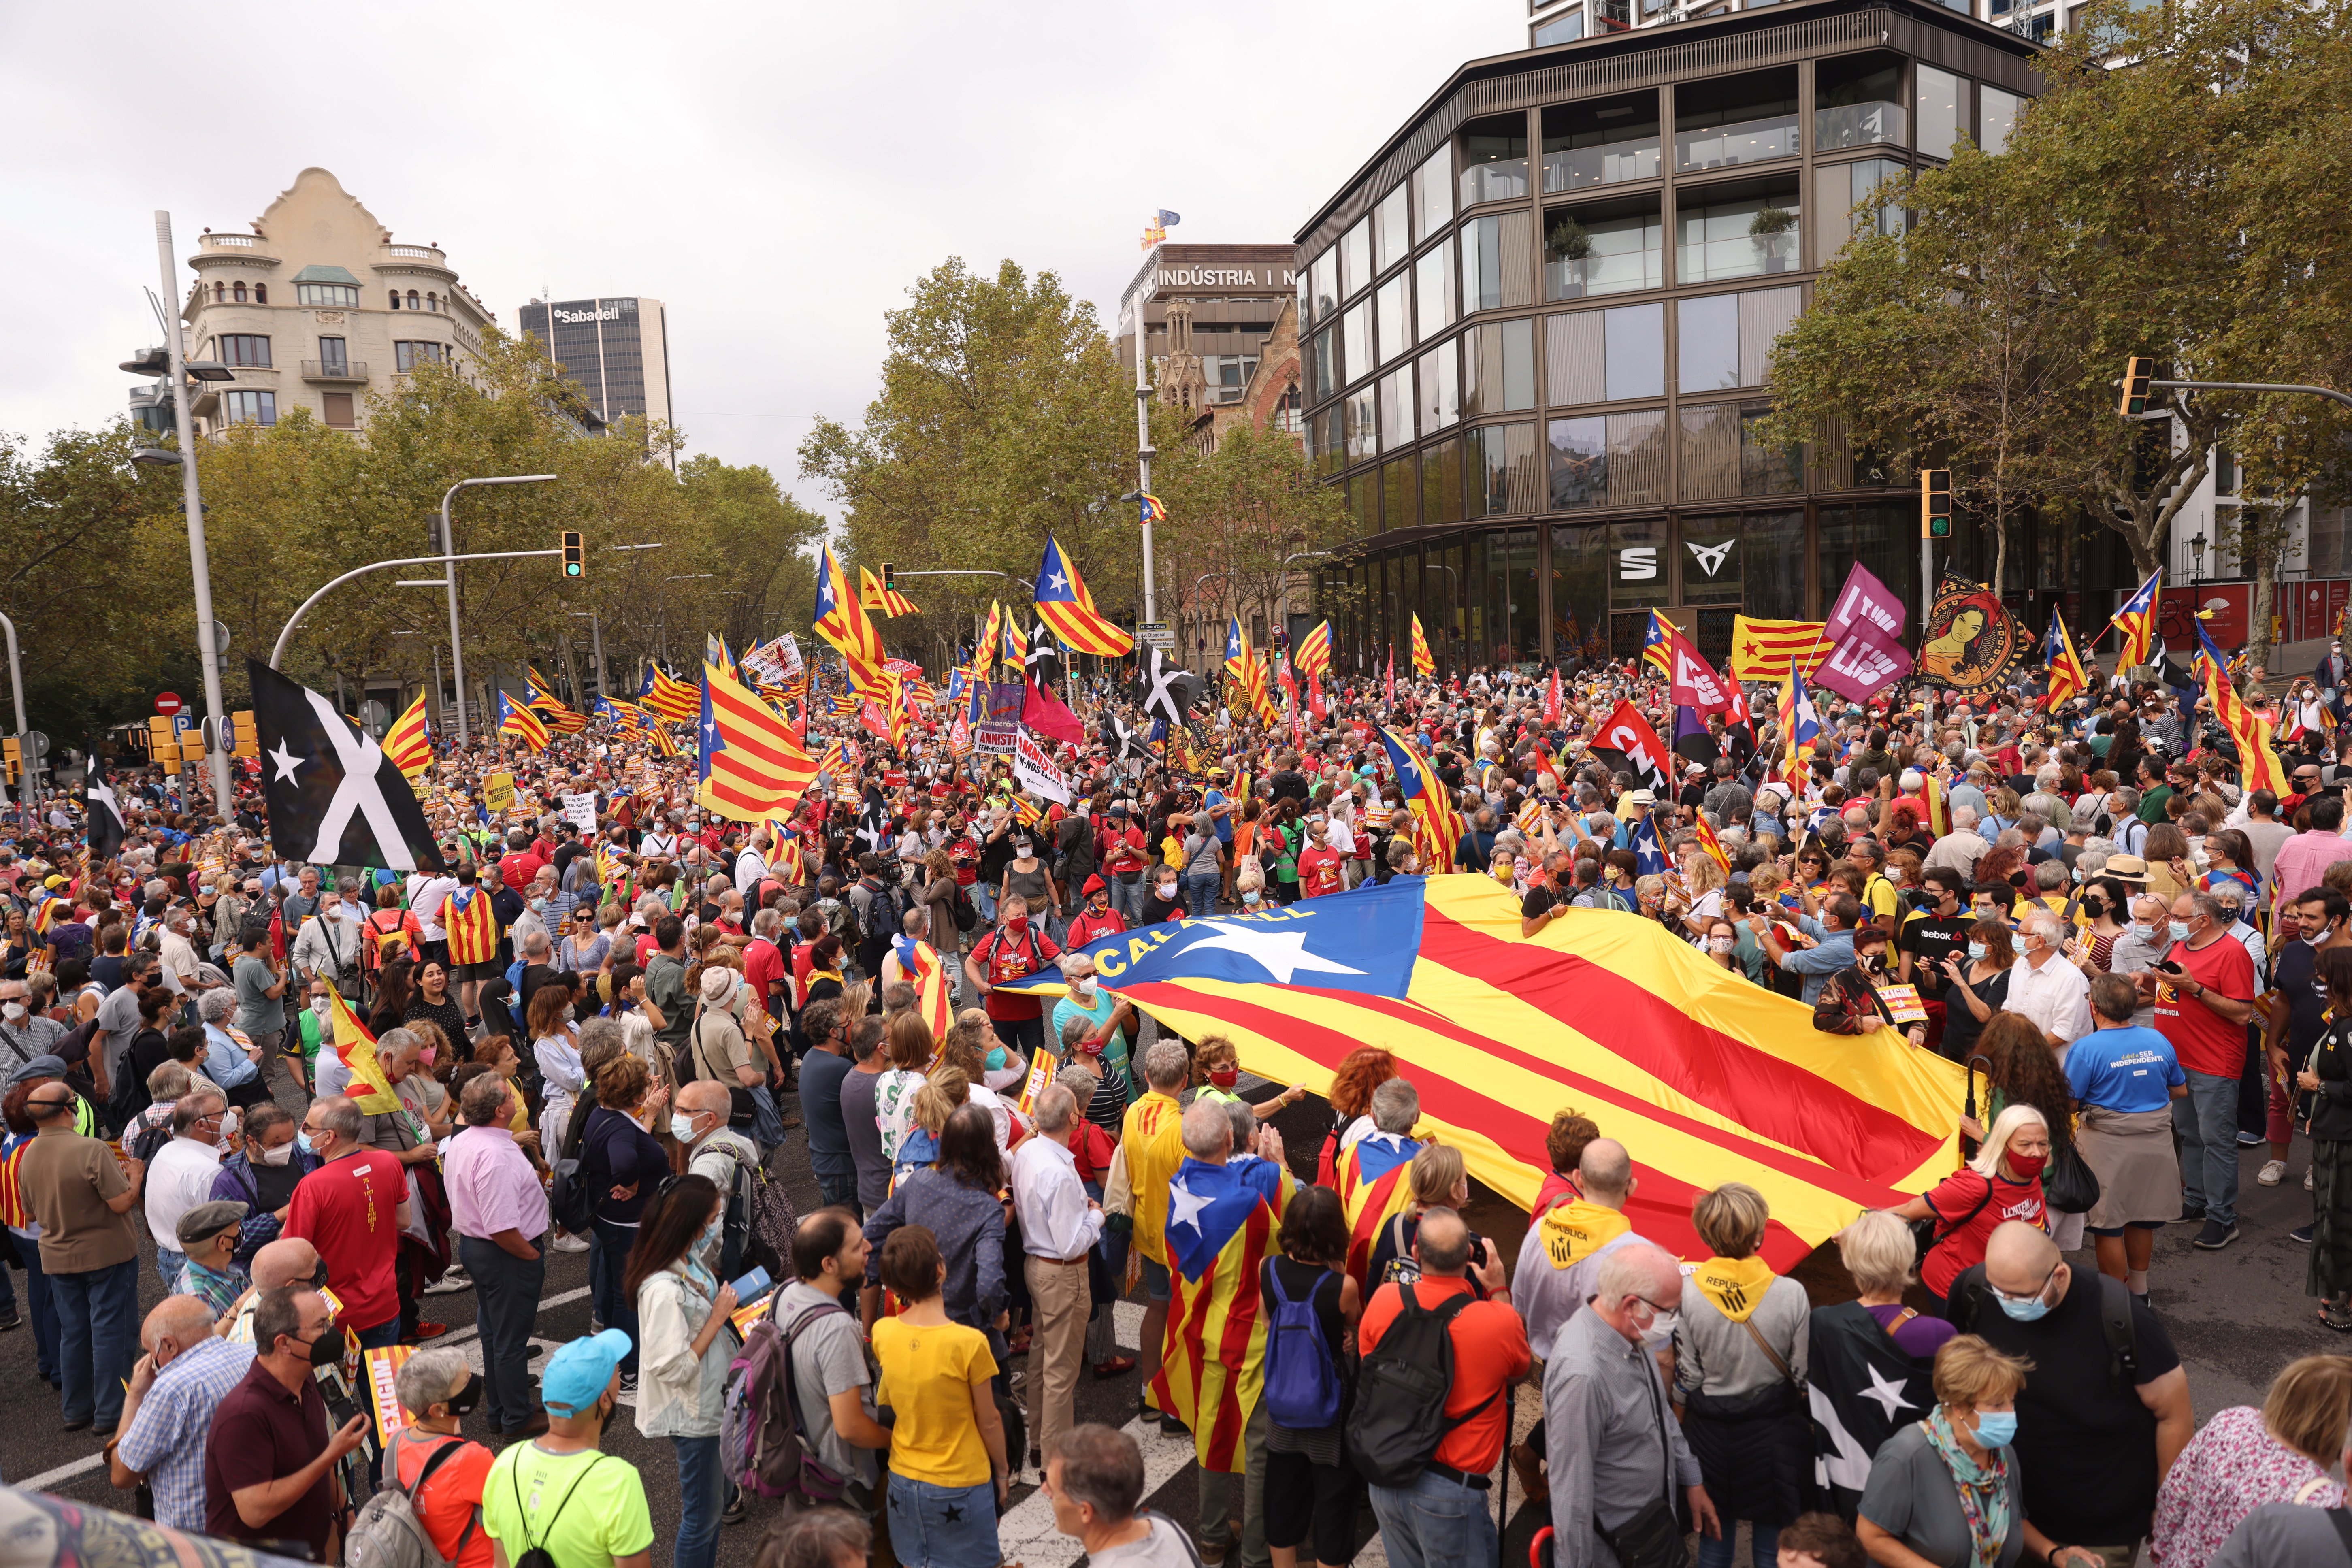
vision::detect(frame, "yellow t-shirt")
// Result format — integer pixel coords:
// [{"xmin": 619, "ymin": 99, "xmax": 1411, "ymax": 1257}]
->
[
  {"xmin": 871, "ymin": 1317, "xmax": 999, "ymax": 1487},
  {"xmin": 1122, "ymin": 1091, "xmax": 1187, "ymax": 1267}
]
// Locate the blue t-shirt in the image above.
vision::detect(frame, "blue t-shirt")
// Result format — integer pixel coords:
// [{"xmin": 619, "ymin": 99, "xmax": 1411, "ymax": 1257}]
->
[
  {"xmin": 1204, "ymin": 789, "xmax": 1234, "ymax": 844},
  {"xmin": 2064, "ymin": 1025, "xmax": 2186, "ymax": 1113}
]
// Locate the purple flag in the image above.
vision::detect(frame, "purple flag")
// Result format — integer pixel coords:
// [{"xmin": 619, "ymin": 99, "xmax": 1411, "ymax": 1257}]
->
[{"xmin": 1812, "ymin": 563, "xmax": 1914, "ymax": 703}]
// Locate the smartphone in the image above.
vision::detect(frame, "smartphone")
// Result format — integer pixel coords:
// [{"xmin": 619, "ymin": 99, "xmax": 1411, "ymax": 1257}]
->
[{"xmin": 2154, "ymin": 959, "xmax": 2186, "ymax": 976}]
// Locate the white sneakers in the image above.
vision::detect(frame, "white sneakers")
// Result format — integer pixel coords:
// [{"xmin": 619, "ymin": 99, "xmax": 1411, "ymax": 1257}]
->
[
  {"xmin": 550, "ymin": 1232, "xmax": 592, "ymax": 1253},
  {"xmin": 2260, "ymin": 1160, "xmax": 2288, "ymax": 1186}
]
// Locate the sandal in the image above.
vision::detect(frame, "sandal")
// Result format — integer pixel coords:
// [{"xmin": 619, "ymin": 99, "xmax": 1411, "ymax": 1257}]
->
[{"xmin": 2318, "ymin": 1305, "xmax": 2352, "ymax": 1333}]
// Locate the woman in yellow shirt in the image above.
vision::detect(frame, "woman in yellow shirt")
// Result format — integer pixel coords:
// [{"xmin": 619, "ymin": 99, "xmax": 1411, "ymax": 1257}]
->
[{"xmin": 872, "ymin": 1225, "xmax": 1008, "ymax": 1568}]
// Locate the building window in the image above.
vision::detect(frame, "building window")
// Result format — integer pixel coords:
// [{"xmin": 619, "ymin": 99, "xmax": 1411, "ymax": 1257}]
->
[
  {"xmin": 1376, "ymin": 275, "xmax": 1412, "ymax": 364},
  {"xmin": 1417, "ymin": 343, "xmax": 1460, "ymax": 431},
  {"xmin": 1545, "ymin": 200, "xmax": 1662, "ymax": 299},
  {"xmin": 406, "ymin": 289, "xmax": 422, "ymax": 310},
  {"xmin": 1980, "ymin": 86, "xmax": 2020, "ymax": 154},
  {"xmin": 1460, "ymin": 211, "xmax": 1534, "ymax": 314},
  {"xmin": 1414, "ymin": 245, "xmax": 1455, "ymax": 342},
  {"xmin": 1374, "ymin": 184, "xmax": 1411, "ymax": 276},
  {"xmin": 219, "ymin": 390, "xmax": 277, "ymax": 427},
  {"xmin": 1542, "ymin": 94, "xmax": 1661, "ymax": 193},
  {"xmin": 1917, "ymin": 65, "xmax": 1965, "ymax": 161},
  {"xmin": 1676, "ymin": 286, "xmax": 1802, "ymax": 391},
  {"xmin": 1344, "ymin": 385, "xmax": 1377, "ymax": 462},
  {"xmin": 254, "ymin": 283, "xmax": 268, "ymax": 304},
  {"xmin": 1340, "ymin": 216, "xmax": 1373, "ymax": 300},
  {"xmin": 1422, "ymin": 437, "xmax": 1466, "ymax": 524},
  {"xmin": 1312, "ymin": 408, "xmax": 1345, "ymax": 477},
  {"xmin": 232, "ymin": 281, "xmax": 248, "ymax": 303},
  {"xmin": 1465, "ymin": 319, "xmax": 1538, "ymax": 415},
  {"xmin": 395, "ymin": 340, "xmax": 446, "ymax": 372},
  {"xmin": 1675, "ymin": 67, "xmax": 1800, "ymax": 172},
  {"xmin": 1306, "ymin": 247, "xmax": 1339, "ymax": 327},
  {"xmin": 316, "ymin": 336, "xmax": 349, "ymax": 375},
  {"xmin": 297, "ymin": 281, "xmax": 360, "ymax": 307},
  {"xmin": 1606, "ymin": 409, "xmax": 1670, "ymax": 506},
  {"xmin": 213, "ymin": 283, "xmax": 225, "ymax": 303},
  {"xmin": 321, "ymin": 392, "xmax": 356, "ymax": 428},
  {"xmin": 1679, "ymin": 402, "xmax": 1802, "ymax": 499},
  {"xmin": 1545, "ymin": 303, "xmax": 1662, "ymax": 405},
  {"xmin": 1341, "ymin": 303, "xmax": 1371, "ymax": 392},
  {"xmin": 1469, "ymin": 422, "xmax": 1542, "ymax": 515},
  {"xmin": 389, "ymin": 290, "xmax": 403, "ymax": 309},
  {"xmin": 1678, "ymin": 182, "xmax": 1802, "ymax": 283},
  {"xmin": 1460, "ymin": 115, "xmax": 1531, "ymax": 207},
  {"xmin": 426, "ymin": 292, "xmax": 439, "ymax": 311},
  {"xmin": 1817, "ymin": 159, "xmax": 1907, "ymax": 261},
  {"xmin": 1349, "ymin": 471, "xmax": 1381, "ymax": 535},
  {"xmin": 1815, "ymin": 54, "xmax": 1906, "ymax": 151},
  {"xmin": 1534, "ymin": 10, "xmax": 1585, "ymax": 45},
  {"xmin": 1308, "ymin": 328, "xmax": 1338, "ymax": 403},
  {"xmin": 217, "ymin": 334, "xmax": 272, "ymax": 368},
  {"xmin": 1548, "ymin": 416, "xmax": 1607, "ymax": 509},
  {"xmin": 1378, "ymin": 367, "xmax": 1415, "ymax": 452},
  {"xmin": 1410, "ymin": 145, "xmax": 1454, "ymax": 245},
  {"xmin": 1383, "ymin": 457, "xmax": 1420, "ymax": 532}
]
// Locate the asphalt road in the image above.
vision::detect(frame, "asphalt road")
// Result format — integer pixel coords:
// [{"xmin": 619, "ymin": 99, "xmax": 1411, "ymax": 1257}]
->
[{"xmin": 0, "ymin": 1050, "xmax": 2327, "ymax": 1568}]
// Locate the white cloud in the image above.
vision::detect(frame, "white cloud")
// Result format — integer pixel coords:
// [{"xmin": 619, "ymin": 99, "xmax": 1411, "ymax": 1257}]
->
[{"xmin": 0, "ymin": 2, "xmax": 1520, "ymax": 518}]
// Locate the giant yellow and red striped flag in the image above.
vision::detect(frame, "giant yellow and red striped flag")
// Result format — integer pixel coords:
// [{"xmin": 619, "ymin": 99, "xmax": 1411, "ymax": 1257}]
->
[
  {"xmin": 1728, "ymin": 616, "xmax": 1833, "ymax": 684},
  {"xmin": 814, "ymin": 543, "xmax": 888, "ymax": 684},
  {"xmin": 696, "ymin": 661, "xmax": 820, "ymax": 824},
  {"xmin": 1001, "ymin": 877, "xmax": 1966, "ymax": 1267},
  {"xmin": 1149, "ymin": 1154, "xmax": 1293, "ymax": 1474},
  {"xmin": 1380, "ymin": 725, "xmax": 1461, "ymax": 874},
  {"xmin": 1410, "ymin": 613, "xmax": 1436, "ymax": 676},
  {"xmin": 1293, "ymin": 620, "xmax": 1332, "ymax": 681},
  {"xmin": 322, "ymin": 982, "xmax": 400, "ymax": 1114},
  {"xmin": 381, "ymin": 691, "xmax": 432, "ymax": 782},
  {"xmin": 639, "ymin": 664, "xmax": 701, "ymax": 724},
  {"xmin": 1034, "ymin": 534, "xmax": 1133, "ymax": 657},
  {"xmin": 495, "ymin": 691, "xmax": 550, "ymax": 751}
]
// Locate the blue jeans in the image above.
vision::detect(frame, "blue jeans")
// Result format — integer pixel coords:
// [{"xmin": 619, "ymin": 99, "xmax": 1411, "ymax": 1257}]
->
[
  {"xmin": 154, "ymin": 1247, "xmax": 186, "ymax": 1293},
  {"xmin": 813, "ymin": 1155, "xmax": 861, "ymax": 1216},
  {"xmin": 972, "ymin": 883, "xmax": 997, "ymax": 925},
  {"xmin": 1110, "ymin": 876, "xmax": 1146, "ymax": 925},
  {"xmin": 1698, "ymin": 1520, "xmax": 1780, "ymax": 1568},
  {"xmin": 51, "ymin": 1256, "xmax": 139, "ymax": 1429},
  {"xmin": 1184, "ymin": 870, "xmax": 1219, "ymax": 917},
  {"xmin": 672, "ymin": 1434, "xmax": 724, "ymax": 1568},
  {"xmin": 11, "ymin": 1230, "xmax": 58, "ymax": 1381},
  {"xmin": 355, "ymin": 1317, "xmax": 403, "ymax": 1351},
  {"xmin": 591, "ymin": 1216, "xmax": 641, "ymax": 1373},
  {"xmin": 1366, "ymin": 1467, "xmax": 1497, "ymax": 1568},
  {"xmin": 888, "ymin": 1475, "xmax": 999, "ymax": 1568},
  {"xmin": 2174, "ymin": 1066, "xmax": 2241, "ymax": 1226}
]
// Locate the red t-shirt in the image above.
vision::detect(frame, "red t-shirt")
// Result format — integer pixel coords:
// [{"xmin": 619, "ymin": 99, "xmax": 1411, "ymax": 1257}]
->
[
  {"xmin": 973, "ymin": 924, "xmax": 1061, "ymax": 1021},
  {"xmin": 1101, "ymin": 827, "xmax": 1147, "ymax": 880},
  {"xmin": 2153, "ymin": 934, "xmax": 2258, "ymax": 1078},
  {"xmin": 1298, "ymin": 845, "xmax": 1344, "ymax": 898},
  {"xmin": 1066, "ymin": 905, "xmax": 1127, "ymax": 950},
  {"xmin": 496, "ymin": 850, "xmax": 545, "ymax": 895},
  {"xmin": 1920, "ymin": 1168, "xmax": 2047, "ymax": 1297},
  {"xmin": 284, "ymin": 1149, "xmax": 409, "ymax": 1331},
  {"xmin": 634, "ymin": 931, "xmax": 660, "ymax": 968},
  {"xmin": 744, "ymin": 937, "xmax": 789, "ymax": 1012},
  {"xmin": 949, "ymin": 837, "xmax": 980, "ymax": 888},
  {"xmin": 1359, "ymin": 1276, "xmax": 1530, "ymax": 1473}
]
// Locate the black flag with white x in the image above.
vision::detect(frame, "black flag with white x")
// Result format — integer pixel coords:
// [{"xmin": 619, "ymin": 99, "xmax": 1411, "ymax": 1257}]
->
[
  {"xmin": 1134, "ymin": 648, "xmax": 1199, "ymax": 730},
  {"xmin": 82, "ymin": 744, "xmax": 126, "ymax": 863},
  {"xmin": 1025, "ymin": 618, "xmax": 1063, "ymax": 690},
  {"xmin": 1105, "ymin": 713, "xmax": 1153, "ymax": 761},
  {"xmin": 247, "ymin": 658, "xmax": 445, "ymax": 872}
]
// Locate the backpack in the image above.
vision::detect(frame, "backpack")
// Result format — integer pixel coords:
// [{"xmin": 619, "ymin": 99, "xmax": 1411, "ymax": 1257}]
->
[
  {"xmin": 1374, "ymin": 1211, "xmax": 1423, "ymax": 1288},
  {"xmin": 1345, "ymin": 1284, "xmax": 1496, "ymax": 1489},
  {"xmin": 364, "ymin": 911, "xmax": 416, "ymax": 974},
  {"xmin": 548, "ymin": 1106, "xmax": 603, "ymax": 1236},
  {"xmin": 721, "ymin": 1302, "xmax": 869, "ymax": 1508},
  {"xmin": 702, "ymin": 1135, "xmax": 797, "ymax": 1283},
  {"xmin": 1261, "ymin": 1261, "xmax": 1343, "ymax": 1429},
  {"xmin": 950, "ymin": 884, "xmax": 978, "ymax": 935},
  {"xmin": 855, "ymin": 880, "xmax": 901, "ymax": 944},
  {"xmin": 345, "ymin": 1434, "xmax": 478, "ymax": 1568},
  {"xmin": 128, "ymin": 1115, "xmax": 172, "ymax": 1167},
  {"xmin": 503, "ymin": 1452, "xmax": 608, "ymax": 1568}
]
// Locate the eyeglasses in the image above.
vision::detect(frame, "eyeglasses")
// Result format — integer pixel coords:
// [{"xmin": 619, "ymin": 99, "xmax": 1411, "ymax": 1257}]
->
[{"xmin": 1988, "ymin": 1259, "xmax": 2060, "ymax": 1308}]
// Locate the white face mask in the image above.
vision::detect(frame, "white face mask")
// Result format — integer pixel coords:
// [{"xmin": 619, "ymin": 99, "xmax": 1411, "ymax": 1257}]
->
[{"xmin": 1, "ymin": 1002, "xmax": 23, "ymax": 1021}]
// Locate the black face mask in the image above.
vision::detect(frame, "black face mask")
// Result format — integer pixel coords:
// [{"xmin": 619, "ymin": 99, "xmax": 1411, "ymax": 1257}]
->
[
  {"xmin": 2081, "ymin": 896, "xmax": 2107, "ymax": 920},
  {"xmin": 445, "ymin": 1372, "xmax": 484, "ymax": 1416},
  {"xmin": 2008, "ymin": 871, "xmax": 2029, "ymax": 888},
  {"xmin": 310, "ymin": 1260, "xmax": 330, "ymax": 1291},
  {"xmin": 302, "ymin": 1326, "xmax": 343, "ymax": 1368}
]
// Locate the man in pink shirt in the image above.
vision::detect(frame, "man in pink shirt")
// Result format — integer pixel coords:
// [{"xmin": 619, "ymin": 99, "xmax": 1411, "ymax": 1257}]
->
[
  {"xmin": 440, "ymin": 1074, "xmax": 549, "ymax": 1439},
  {"xmin": 2268, "ymin": 795, "xmax": 2352, "ymax": 911}
]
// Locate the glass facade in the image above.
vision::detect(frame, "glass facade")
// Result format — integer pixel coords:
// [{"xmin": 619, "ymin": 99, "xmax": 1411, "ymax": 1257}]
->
[
  {"xmin": 1301, "ymin": 5, "xmax": 2038, "ymax": 671},
  {"xmin": 516, "ymin": 298, "xmax": 667, "ymax": 423}
]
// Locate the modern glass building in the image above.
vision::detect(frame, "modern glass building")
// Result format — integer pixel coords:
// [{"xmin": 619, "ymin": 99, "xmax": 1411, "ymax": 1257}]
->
[
  {"xmin": 517, "ymin": 296, "xmax": 675, "ymax": 454},
  {"xmin": 1295, "ymin": 0, "xmax": 2065, "ymax": 674}
]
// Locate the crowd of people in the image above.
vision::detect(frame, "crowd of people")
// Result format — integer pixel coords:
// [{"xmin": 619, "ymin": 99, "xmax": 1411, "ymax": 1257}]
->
[{"xmin": 3, "ymin": 633, "xmax": 2350, "ymax": 1568}]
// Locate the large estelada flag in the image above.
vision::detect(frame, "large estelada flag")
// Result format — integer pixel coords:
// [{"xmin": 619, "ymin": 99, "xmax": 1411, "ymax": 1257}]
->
[
  {"xmin": 1033, "ymin": 535, "xmax": 1132, "ymax": 657},
  {"xmin": 1150, "ymin": 1154, "xmax": 1293, "ymax": 1473},
  {"xmin": 1809, "ymin": 1300, "xmax": 1934, "ymax": 1515},
  {"xmin": 496, "ymin": 691, "xmax": 551, "ymax": 751},
  {"xmin": 696, "ymin": 661, "xmax": 819, "ymax": 824},
  {"xmin": 248, "ymin": 658, "xmax": 445, "ymax": 873},
  {"xmin": 1002, "ymin": 878, "xmax": 1964, "ymax": 1264},
  {"xmin": 639, "ymin": 664, "xmax": 701, "ymax": 724},
  {"xmin": 1728, "ymin": 616, "xmax": 1832, "ymax": 684},
  {"xmin": 814, "ymin": 544, "xmax": 888, "ymax": 685}
]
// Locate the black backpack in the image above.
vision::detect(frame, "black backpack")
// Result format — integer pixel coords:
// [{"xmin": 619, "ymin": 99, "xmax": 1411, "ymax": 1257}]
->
[
  {"xmin": 855, "ymin": 880, "xmax": 901, "ymax": 943},
  {"xmin": 1346, "ymin": 1284, "xmax": 1496, "ymax": 1488}
]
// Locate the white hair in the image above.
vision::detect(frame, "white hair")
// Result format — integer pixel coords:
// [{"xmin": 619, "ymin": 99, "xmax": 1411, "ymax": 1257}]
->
[{"xmin": 1969, "ymin": 1102, "xmax": 2049, "ymax": 1178}]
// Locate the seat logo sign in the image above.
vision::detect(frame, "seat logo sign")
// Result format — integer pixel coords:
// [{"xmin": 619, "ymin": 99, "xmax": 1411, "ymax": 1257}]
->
[
  {"xmin": 1619, "ymin": 546, "xmax": 1658, "ymax": 581},
  {"xmin": 1687, "ymin": 539, "xmax": 1734, "ymax": 578}
]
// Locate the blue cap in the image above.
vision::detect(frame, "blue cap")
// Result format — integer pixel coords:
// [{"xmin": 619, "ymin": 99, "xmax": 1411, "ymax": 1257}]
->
[{"xmin": 541, "ymin": 1329, "xmax": 632, "ymax": 1417}]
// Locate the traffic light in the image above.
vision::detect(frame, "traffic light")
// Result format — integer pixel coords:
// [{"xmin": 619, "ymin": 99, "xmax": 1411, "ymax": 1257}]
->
[
  {"xmin": 561, "ymin": 531, "xmax": 584, "ymax": 577},
  {"xmin": 2120, "ymin": 356, "xmax": 2155, "ymax": 418},
  {"xmin": 1920, "ymin": 469, "xmax": 1953, "ymax": 539},
  {"xmin": 881, "ymin": 562, "xmax": 897, "ymax": 594},
  {"xmin": 2, "ymin": 738, "xmax": 19, "ymax": 785}
]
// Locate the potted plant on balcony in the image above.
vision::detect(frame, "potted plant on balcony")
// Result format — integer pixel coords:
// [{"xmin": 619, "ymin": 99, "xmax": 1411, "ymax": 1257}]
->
[
  {"xmin": 1748, "ymin": 205, "xmax": 1797, "ymax": 271},
  {"xmin": 1548, "ymin": 216, "xmax": 1594, "ymax": 295}
]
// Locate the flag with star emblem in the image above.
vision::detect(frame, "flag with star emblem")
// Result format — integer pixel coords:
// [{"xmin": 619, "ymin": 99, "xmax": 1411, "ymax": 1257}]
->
[
  {"xmin": 442, "ymin": 877, "xmax": 500, "ymax": 967},
  {"xmin": 380, "ymin": 691, "xmax": 433, "ymax": 781},
  {"xmin": 1149, "ymin": 1154, "xmax": 1291, "ymax": 1473},
  {"xmin": 1336, "ymin": 1130, "xmax": 1421, "ymax": 1291},
  {"xmin": 2105, "ymin": 567, "xmax": 2162, "ymax": 673},
  {"xmin": 1379, "ymin": 725, "xmax": 1461, "ymax": 873},
  {"xmin": 1728, "ymin": 616, "xmax": 1833, "ymax": 684},
  {"xmin": 247, "ymin": 658, "xmax": 446, "ymax": 873},
  {"xmin": 997, "ymin": 877, "xmax": 1965, "ymax": 1268},
  {"xmin": 1642, "ymin": 609, "xmax": 1679, "ymax": 680},
  {"xmin": 1033, "ymin": 534, "xmax": 1133, "ymax": 657},
  {"xmin": 1807, "ymin": 1300, "xmax": 1935, "ymax": 1515},
  {"xmin": 2041, "ymin": 606, "xmax": 2090, "ymax": 712},
  {"xmin": 639, "ymin": 663, "xmax": 701, "ymax": 724},
  {"xmin": 524, "ymin": 668, "xmax": 589, "ymax": 734},
  {"xmin": 496, "ymin": 691, "xmax": 551, "ymax": 751},
  {"xmin": 322, "ymin": 981, "xmax": 401, "ymax": 1114},
  {"xmin": 814, "ymin": 543, "xmax": 888, "ymax": 686},
  {"xmin": 697, "ymin": 661, "xmax": 820, "ymax": 824}
]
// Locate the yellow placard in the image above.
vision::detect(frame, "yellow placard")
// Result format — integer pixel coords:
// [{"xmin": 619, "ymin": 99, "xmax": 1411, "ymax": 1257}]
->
[
  {"xmin": 1875, "ymin": 983, "xmax": 1929, "ymax": 1025},
  {"xmin": 483, "ymin": 772, "xmax": 516, "ymax": 812},
  {"xmin": 364, "ymin": 1344, "xmax": 413, "ymax": 1446},
  {"xmin": 727, "ymin": 1296, "xmax": 771, "ymax": 1342}
]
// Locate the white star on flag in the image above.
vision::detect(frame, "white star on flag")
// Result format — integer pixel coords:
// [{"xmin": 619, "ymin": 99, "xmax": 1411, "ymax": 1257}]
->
[
  {"xmin": 1182, "ymin": 919, "xmax": 1368, "ymax": 985},
  {"xmin": 1858, "ymin": 1362, "xmax": 1917, "ymax": 1421},
  {"xmin": 1167, "ymin": 1179, "xmax": 1212, "ymax": 1238},
  {"xmin": 268, "ymin": 740, "xmax": 303, "ymax": 784},
  {"xmin": 1047, "ymin": 571, "xmax": 1068, "ymax": 592}
]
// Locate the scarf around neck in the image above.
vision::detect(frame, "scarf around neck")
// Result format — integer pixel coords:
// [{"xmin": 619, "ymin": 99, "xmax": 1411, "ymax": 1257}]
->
[{"xmin": 1923, "ymin": 1404, "xmax": 2013, "ymax": 1568}]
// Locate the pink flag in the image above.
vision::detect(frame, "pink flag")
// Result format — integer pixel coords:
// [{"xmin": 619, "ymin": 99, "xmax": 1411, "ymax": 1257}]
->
[{"xmin": 1811, "ymin": 563, "xmax": 1915, "ymax": 704}]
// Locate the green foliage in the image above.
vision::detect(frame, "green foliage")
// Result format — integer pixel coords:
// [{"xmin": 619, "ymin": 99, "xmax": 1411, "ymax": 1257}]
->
[{"xmin": 1152, "ymin": 421, "xmax": 1352, "ymax": 658}]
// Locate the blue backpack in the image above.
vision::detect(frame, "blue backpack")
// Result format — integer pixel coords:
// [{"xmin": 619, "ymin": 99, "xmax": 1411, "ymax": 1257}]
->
[{"xmin": 1260, "ymin": 1259, "xmax": 1342, "ymax": 1429}]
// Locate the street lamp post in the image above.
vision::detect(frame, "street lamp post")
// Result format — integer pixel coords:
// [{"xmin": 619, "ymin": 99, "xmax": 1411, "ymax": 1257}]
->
[
  {"xmin": 153, "ymin": 211, "xmax": 234, "ymax": 815},
  {"xmin": 0, "ymin": 613, "xmax": 29, "ymax": 814},
  {"xmin": 438, "ymin": 474, "xmax": 558, "ymax": 744},
  {"xmin": 1129, "ymin": 265, "xmax": 1160, "ymax": 623}
]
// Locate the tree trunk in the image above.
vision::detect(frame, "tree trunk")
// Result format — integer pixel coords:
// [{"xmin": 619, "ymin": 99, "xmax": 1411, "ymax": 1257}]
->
[{"xmin": 2250, "ymin": 563, "xmax": 2276, "ymax": 681}]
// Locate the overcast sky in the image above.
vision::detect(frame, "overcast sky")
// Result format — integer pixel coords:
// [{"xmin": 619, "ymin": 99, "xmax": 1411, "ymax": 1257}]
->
[{"xmin": 2, "ymin": 2, "xmax": 1520, "ymax": 522}]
